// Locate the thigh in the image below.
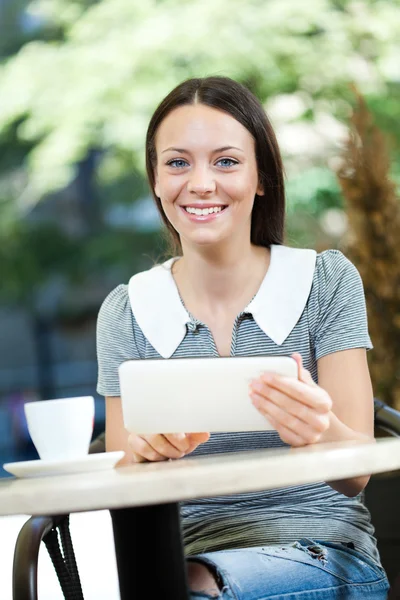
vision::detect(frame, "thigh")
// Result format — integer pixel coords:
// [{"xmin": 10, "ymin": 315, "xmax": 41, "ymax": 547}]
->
[{"xmin": 188, "ymin": 538, "xmax": 389, "ymax": 600}]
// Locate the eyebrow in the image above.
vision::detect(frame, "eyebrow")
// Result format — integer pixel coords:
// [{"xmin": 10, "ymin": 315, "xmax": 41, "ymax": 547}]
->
[{"xmin": 161, "ymin": 146, "xmax": 244, "ymax": 154}]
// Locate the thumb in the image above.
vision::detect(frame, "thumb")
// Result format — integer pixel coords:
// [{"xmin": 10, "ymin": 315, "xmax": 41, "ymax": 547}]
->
[
  {"xmin": 186, "ymin": 432, "xmax": 210, "ymax": 452},
  {"xmin": 187, "ymin": 432, "xmax": 210, "ymax": 444},
  {"xmin": 291, "ymin": 353, "xmax": 316, "ymax": 386}
]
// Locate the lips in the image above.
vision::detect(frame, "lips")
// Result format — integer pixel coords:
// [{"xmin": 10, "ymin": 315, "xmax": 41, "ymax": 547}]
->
[
  {"xmin": 181, "ymin": 204, "xmax": 227, "ymax": 209},
  {"xmin": 179, "ymin": 204, "xmax": 228, "ymax": 222}
]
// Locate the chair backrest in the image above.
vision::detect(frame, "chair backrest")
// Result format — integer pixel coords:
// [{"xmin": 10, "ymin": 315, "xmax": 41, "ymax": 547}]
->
[
  {"xmin": 89, "ymin": 432, "xmax": 105, "ymax": 454},
  {"xmin": 374, "ymin": 399, "xmax": 400, "ymax": 437},
  {"xmin": 366, "ymin": 399, "xmax": 400, "ymax": 591}
]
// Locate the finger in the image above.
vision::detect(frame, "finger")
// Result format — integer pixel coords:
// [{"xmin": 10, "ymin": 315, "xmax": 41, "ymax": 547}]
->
[
  {"xmin": 129, "ymin": 435, "xmax": 167, "ymax": 462},
  {"xmin": 186, "ymin": 432, "xmax": 210, "ymax": 453},
  {"xmin": 165, "ymin": 433, "xmax": 190, "ymax": 453},
  {"xmin": 147, "ymin": 434, "xmax": 187, "ymax": 458},
  {"xmin": 187, "ymin": 432, "xmax": 210, "ymax": 443},
  {"xmin": 270, "ymin": 417, "xmax": 309, "ymax": 447},
  {"xmin": 259, "ymin": 374, "xmax": 332, "ymax": 413},
  {"xmin": 132, "ymin": 450, "xmax": 157, "ymax": 463},
  {"xmin": 132, "ymin": 434, "xmax": 184, "ymax": 461},
  {"xmin": 250, "ymin": 385, "xmax": 330, "ymax": 434},
  {"xmin": 251, "ymin": 393, "xmax": 323, "ymax": 445},
  {"xmin": 299, "ymin": 367, "xmax": 316, "ymax": 387},
  {"xmin": 255, "ymin": 411, "xmax": 306, "ymax": 447}
]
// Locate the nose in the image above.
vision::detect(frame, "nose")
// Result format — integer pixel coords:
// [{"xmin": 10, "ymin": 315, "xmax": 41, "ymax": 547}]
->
[{"xmin": 187, "ymin": 165, "xmax": 216, "ymax": 195}]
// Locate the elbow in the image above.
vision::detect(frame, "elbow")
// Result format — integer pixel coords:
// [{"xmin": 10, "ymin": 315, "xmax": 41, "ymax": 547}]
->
[
  {"xmin": 353, "ymin": 474, "xmax": 371, "ymax": 496},
  {"xmin": 344, "ymin": 474, "xmax": 371, "ymax": 497},
  {"xmin": 328, "ymin": 474, "xmax": 371, "ymax": 497}
]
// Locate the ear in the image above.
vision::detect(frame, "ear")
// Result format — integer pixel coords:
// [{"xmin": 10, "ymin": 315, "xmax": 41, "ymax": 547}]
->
[
  {"xmin": 154, "ymin": 169, "xmax": 160, "ymax": 198},
  {"xmin": 256, "ymin": 178, "xmax": 265, "ymax": 196}
]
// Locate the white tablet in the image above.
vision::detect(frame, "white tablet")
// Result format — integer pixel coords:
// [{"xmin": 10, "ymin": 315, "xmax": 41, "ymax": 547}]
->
[{"xmin": 119, "ymin": 355, "xmax": 298, "ymax": 434}]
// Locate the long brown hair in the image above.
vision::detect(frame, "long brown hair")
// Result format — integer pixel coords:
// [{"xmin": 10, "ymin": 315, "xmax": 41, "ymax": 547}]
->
[{"xmin": 145, "ymin": 76, "xmax": 285, "ymax": 255}]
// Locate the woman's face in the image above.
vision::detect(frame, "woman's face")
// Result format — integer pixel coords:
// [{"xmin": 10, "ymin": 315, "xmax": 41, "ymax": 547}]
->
[{"xmin": 154, "ymin": 104, "xmax": 264, "ymax": 250}]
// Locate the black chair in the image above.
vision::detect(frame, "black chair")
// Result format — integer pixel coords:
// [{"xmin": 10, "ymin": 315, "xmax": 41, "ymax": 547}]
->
[
  {"xmin": 12, "ymin": 433, "xmax": 105, "ymax": 600},
  {"xmin": 365, "ymin": 400, "xmax": 400, "ymax": 597},
  {"xmin": 11, "ymin": 403, "xmax": 400, "ymax": 600}
]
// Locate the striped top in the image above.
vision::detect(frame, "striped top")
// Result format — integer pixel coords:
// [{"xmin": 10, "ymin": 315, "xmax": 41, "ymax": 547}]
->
[{"xmin": 96, "ymin": 245, "xmax": 380, "ymax": 564}]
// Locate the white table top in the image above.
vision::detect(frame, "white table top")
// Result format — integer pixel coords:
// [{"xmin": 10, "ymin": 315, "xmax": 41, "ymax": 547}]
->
[{"xmin": 1, "ymin": 438, "xmax": 399, "ymax": 516}]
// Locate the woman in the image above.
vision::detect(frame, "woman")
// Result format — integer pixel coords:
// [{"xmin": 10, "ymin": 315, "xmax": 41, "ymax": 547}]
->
[{"xmin": 97, "ymin": 76, "xmax": 389, "ymax": 599}]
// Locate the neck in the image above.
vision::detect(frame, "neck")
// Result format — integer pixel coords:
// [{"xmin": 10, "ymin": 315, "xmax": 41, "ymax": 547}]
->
[{"xmin": 172, "ymin": 239, "xmax": 270, "ymax": 313}]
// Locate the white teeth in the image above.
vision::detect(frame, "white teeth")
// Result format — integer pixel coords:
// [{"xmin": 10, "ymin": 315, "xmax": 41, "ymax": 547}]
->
[{"xmin": 185, "ymin": 206, "xmax": 224, "ymax": 216}]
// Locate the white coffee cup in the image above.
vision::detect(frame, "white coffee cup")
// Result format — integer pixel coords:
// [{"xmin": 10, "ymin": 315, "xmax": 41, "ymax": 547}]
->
[{"xmin": 24, "ymin": 396, "xmax": 95, "ymax": 461}]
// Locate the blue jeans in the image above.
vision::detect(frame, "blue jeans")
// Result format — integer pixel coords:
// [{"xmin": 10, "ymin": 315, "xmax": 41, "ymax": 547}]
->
[{"xmin": 188, "ymin": 539, "xmax": 389, "ymax": 599}]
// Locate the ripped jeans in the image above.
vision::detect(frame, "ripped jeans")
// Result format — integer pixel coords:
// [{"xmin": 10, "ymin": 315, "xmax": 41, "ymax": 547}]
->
[{"xmin": 188, "ymin": 539, "xmax": 389, "ymax": 599}]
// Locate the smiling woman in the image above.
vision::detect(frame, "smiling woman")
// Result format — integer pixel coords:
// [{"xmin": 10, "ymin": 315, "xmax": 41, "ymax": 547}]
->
[
  {"xmin": 146, "ymin": 77, "xmax": 285, "ymax": 255},
  {"xmin": 152, "ymin": 104, "xmax": 265, "ymax": 249},
  {"xmin": 96, "ymin": 76, "xmax": 389, "ymax": 599}
]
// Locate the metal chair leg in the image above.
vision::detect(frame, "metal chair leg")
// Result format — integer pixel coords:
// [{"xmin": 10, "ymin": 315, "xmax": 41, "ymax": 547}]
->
[
  {"xmin": 13, "ymin": 516, "xmax": 54, "ymax": 600},
  {"xmin": 13, "ymin": 515, "xmax": 83, "ymax": 600}
]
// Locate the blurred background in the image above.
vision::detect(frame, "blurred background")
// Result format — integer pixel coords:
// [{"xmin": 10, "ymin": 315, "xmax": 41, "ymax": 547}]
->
[{"xmin": 0, "ymin": 0, "xmax": 399, "ymax": 476}]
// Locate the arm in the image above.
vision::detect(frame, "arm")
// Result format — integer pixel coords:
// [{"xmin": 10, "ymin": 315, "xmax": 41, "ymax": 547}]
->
[
  {"xmin": 317, "ymin": 348, "xmax": 375, "ymax": 496},
  {"xmin": 250, "ymin": 350, "xmax": 375, "ymax": 497},
  {"xmin": 106, "ymin": 396, "xmax": 134, "ymax": 466},
  {"xmin": 249, "ymin": 251, "xmax": 375, "ymax": 497}
]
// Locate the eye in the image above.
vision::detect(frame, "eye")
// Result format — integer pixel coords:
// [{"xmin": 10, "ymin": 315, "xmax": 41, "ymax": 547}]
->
[
  {"xmin": 165, "ymin": 157, "xmax": 239, "ymax": 169},
  {"xmin": 166, "ymin": 159, "xmax": 188, "ymax": 169},
  {"xmin": 216, "ymin": 158, "xmax": 239, "ymax": 168}
]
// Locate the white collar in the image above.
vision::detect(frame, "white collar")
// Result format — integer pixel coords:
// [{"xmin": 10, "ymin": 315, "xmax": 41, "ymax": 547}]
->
[{"xmin": 128, "ymin": 245, "xmax": 317, "ymax": 358}]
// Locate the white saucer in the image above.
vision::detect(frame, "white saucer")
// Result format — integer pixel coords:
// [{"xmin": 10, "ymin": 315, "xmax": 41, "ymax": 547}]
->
[{"xmin": 2, "ymin": 451, "xmax": 125, "ymax": 479}]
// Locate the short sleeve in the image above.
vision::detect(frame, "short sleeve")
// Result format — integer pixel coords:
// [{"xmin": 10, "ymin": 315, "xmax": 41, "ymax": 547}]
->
[
  {"xmin": 312, "ymin": 250, "xmax": 373, "ymax": 360},
  {"xmin": 96, "ymin": 285, "xmax": 140, "ymax": 397}
]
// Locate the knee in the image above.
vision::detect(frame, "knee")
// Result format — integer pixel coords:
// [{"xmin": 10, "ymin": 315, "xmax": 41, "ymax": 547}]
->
[{"xmin": 187, "ymin": 561, "xmax": 221, "ymax": 597}]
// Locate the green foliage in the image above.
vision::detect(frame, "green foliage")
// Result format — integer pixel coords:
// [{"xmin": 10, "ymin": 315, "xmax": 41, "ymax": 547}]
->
[
  {"xmin": 0, "ymin": 0, "xmax": 399, "ymax": 305},
  {"xmin": 1, "ymin": 0, "xmax": 399, "ymax": 199},
  {"xmin": 0, "ymin": 213, "xmax": 162, "ymax": 305},
  {"xmin": 286, "ymin": 167, "xmax": 343, "ymax": 248},
  {"xmin": 0, "ymin": 221, "xmax": 81, "ymax": 303},
  {"xmin": 0, "ymin": 0, "xmax": 35, "ymax": 58},
  {"xmin": 286, "ymin": 168, "xmax": 342, "ymax": 215}
]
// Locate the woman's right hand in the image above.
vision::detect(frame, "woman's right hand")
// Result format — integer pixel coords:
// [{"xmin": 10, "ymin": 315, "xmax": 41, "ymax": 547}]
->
[{"xmin": 128, "ymin": 432, "xmax": 210, "ymax": 463}]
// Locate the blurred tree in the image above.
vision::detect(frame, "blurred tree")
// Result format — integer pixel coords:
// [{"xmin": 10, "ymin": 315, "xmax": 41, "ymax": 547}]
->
[
  {"xmin": 0, "ymin": 0, "xmax": 36, "ymax": 57},
  {"xmin": 0, "ymin": 0, "xmax": 399, "ymax": 202},
  {"xmin": 338, "ymin": 90, "xmax": 400, "ymax": 410},
  {"xmin": 0, "ymin": 0, "xmax": 399, "ymax": 314}
]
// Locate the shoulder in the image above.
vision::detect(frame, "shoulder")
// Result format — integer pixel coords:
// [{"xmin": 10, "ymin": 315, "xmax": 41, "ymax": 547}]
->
[
  {"xmin": 128, "ymin": 259, "xmax": 175, "ymax": 300},
  {"xmin": 98, "ymin": 284, "xmax": 130, "ymax": 321},
  {"xmin": 308, "ymin": 249, "xmax": 366, "ymax": 323},
  {"xmin": 97, "ymin": 284, "xmax": 136, "ymax": 339},
  {"xmin": 269, "ymin": 245, "xmax": 360, "ymax": 306},
  {"xmin": 314, "ymin": 249, "xmax": 362, "ymax": 292},
  {"xmin": 316, "ymin": 248, "xmax": 357, "ymax": 276},
  {"xmin": 96, "ymin": 283, "xmax": 142, "ymax": 358},
  {"xmin": 96, "ymin": 287, "xmax": 141, "ymax": 393},
  {"xmin": 99, "ymin": 259, "xmax": 172, "ymax": 320},
  {"xmin": 307, "ymin": 250, "xmax": 371, "ymax": 354}
]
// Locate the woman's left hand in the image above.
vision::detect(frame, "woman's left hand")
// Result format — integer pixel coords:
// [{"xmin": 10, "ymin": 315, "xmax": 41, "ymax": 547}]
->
[{"xmin": 249, "ymin": 353, "xmax": 333, "ymax": 447}]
